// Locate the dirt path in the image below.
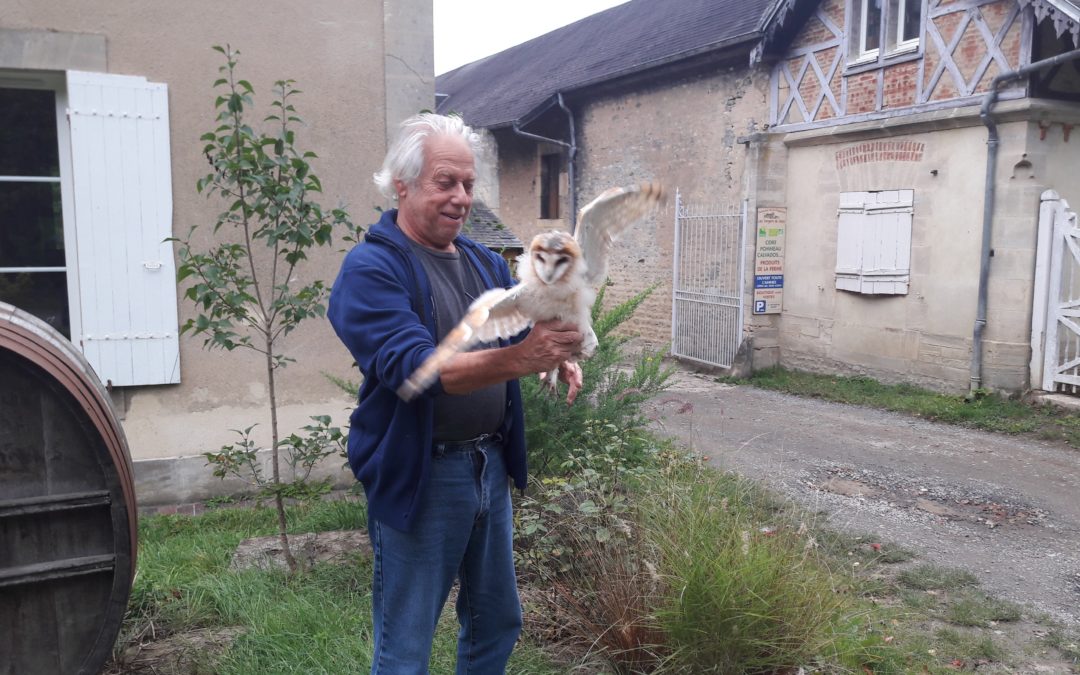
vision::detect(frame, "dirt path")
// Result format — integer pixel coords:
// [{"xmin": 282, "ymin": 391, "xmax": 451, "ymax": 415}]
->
[{"xmin": 645, "ymin": 365, "xmax": 1080, "ymax": 628}]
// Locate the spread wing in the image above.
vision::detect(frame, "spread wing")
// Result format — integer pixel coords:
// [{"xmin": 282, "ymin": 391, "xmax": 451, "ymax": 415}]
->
[
  {"xmin": 397, "ymin": 284, "xmax": 533, "ymax": 401},
  {"xmin": 576, "ymin": 182, "xmax": 666, "ymax": 288}
]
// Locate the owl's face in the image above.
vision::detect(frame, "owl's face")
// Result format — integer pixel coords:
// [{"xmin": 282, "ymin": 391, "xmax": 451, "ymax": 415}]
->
[{"xmin": 529, "ymin": 231, "xmax": 581, "ymax": 285}]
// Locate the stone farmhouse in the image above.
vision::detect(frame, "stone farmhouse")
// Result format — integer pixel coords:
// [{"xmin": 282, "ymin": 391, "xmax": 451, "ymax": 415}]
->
[
  {"xmin": 1, "ymin": 0, "xmax": 433, "ymax": 504},
  {"xmin": 436, "ymin": 0, "xmax": 1080, "ymax": 396}
]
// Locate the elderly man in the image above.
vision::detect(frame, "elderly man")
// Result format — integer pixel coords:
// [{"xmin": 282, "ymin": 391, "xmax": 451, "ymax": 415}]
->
[{"xmin": 328, "ymin": 113, "xmax": 582, "ymax": 674}]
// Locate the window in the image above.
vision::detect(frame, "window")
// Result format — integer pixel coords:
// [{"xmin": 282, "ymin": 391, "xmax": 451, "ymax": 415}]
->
[
  {"xmin": 540, "ymin": 153, "xmax": 561, "ymax": 219},
  {"xmin": 850, "ymin": 0, "xmax": 922, "ymax": 63},
  {"xmin": 888, "ymin": 0, "xmax": 921, "ymax": 53},
  {"xmin": 0, "ymin": 69, "xmax": 180, "ymax": 386},
  {"xmin": 836, "ymin": 190, "xmax": 912, "ymax": 295},
  {"xmin": 0, "ymin": 83, "xmax": 72, "ymax": 337},
  {"xmin": 853, "ymin": 0, "xmax": 883, "ymax": 62}
]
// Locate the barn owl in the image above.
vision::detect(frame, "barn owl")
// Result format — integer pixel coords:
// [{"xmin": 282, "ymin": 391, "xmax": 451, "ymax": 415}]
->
[{"xmin": 397, "ymin": 182, "xmax": 666, "ymax": 402}]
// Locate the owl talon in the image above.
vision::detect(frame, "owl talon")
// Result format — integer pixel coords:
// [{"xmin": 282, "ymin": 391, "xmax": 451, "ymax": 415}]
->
[{"xmin": 540, "ymin": 368, "xmax": 560, "ymax": 397}]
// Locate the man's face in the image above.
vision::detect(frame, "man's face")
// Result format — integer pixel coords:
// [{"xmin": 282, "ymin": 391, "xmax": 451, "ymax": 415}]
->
[{"xmin": 395, "ymin": 134, "xmax": 476, "ymax": 251}]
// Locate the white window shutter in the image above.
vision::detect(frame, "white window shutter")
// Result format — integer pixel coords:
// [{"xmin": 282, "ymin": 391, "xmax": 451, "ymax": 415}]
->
[
  {"xmin": 66, "ymin": 70, "xmax": 180, "ymax": 386},
  {"xmin": 836, "ymin": 192, "xmax": 868, "ymax": 292},
  {"xmin": 836, "ymin": 190, "xmax": 913, "ymax": 295}
]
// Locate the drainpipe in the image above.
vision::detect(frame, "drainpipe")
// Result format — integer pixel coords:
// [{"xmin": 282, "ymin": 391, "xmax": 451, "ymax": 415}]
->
[
  {"xmin": 971, "ymin": 46, "xmax": 1080, "ymax": 396},
  {"xmin": 511, "ymin": 92, "xmax": 579, "ymax": 232},
  {"xmin": 556, "ymin": 93, "xmax": 578, "ymax": 232}
]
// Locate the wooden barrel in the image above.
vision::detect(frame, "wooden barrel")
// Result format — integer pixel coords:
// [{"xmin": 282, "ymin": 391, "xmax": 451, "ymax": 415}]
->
[{"xmin": 0, "ymin": 301, "xmax": 137, "ymax": 675}]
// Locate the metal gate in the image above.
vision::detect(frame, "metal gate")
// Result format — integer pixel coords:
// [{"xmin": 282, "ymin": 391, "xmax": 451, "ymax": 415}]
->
[
  {"xmin": 671, "ymin": 190, "xmax": 746, "ymax": 368},
  {"xmin": 1033, "ymin": 190, "xmax": 1080, "ymax": 394}
]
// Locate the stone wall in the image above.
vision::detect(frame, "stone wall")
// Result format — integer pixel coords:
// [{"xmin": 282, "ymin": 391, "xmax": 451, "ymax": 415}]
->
[
  {"xmin": 1, "ymin": 1, "xmax": 432, "ymax": 502},
  {"xmin": 774, "ymin": 108, "xmax": 1061, "ymax": 394},
  {"xmin": 491, "ymin": 64, "xmax": 771, "ymax": 346}
]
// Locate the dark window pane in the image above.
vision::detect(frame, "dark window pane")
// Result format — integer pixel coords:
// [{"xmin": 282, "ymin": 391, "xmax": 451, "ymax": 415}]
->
[
  {"xmin": 540, "ymin": 154, "xmax": 560, "ymax": 219},
  {"xmin": 0, "ymin": 87, "xmax": 60, "ymax": 177},
  {"xmin": 865, "ymin": 0, "xmax": 882, "ymax": 52},
  {"xmin": 0, "ymin": 271, "xmax": 70, "ymax": 338},
  {"xmin": 902, "ymin": 0, "xmax": 922, "ymax": 43},
  {"xmin": 0, "ymin": 181, "xmax": 65, "ymax": 267}
]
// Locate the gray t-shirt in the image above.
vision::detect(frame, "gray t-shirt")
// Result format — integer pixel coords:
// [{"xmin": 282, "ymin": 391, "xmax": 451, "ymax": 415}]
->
[{"xmin": 407, "ymin": 239, "xmax": 506, "ymax": 441}]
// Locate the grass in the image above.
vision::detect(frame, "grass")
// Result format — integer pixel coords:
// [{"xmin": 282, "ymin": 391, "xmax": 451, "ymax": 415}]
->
[
  {"xmin": 733, "ymin": 367, "xmax": 1080, "ymax": 447},
  {"xmin": 636, "ymin": 461, "xmax": 888, "ymax": 674},
  {"xmin": 112, "ymin": 498, "xmax": 562, "ymax": 675},
  {"xmin": 513, "ymin": 446, "xmax": 1073, "ymax": 674},
  {"xmin": 896, "ymin": 563, "xmax": 980, "ymax": 591},
  {"xmin": 110, "ymin": 349, "xmax": 1080, "ymax": 673},
  {"xmin": 110, "ymin": 474, "xmax": 1080, "ymax": 674}
]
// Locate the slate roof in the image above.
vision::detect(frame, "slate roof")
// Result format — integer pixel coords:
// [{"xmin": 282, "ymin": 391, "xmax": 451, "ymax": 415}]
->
[
  {"xmin": 463, "ymin": 201, "xmax": 524, "ymax": 252},
  {"xmin": 435, "ymin": 0, "xmax": 773, "ymax": 129}
]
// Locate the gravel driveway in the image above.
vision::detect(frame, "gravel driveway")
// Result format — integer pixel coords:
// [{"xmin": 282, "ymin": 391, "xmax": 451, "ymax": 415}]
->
[{"xmin": 645, "ymin": 365, "xmax": 1080, "ymax": 628}]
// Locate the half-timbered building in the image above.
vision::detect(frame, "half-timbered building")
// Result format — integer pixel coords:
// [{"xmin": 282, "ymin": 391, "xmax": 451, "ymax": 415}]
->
[
  {"xmin": 748, "ymin": 0, "xmax": 1080, "ymax": 394},
  {"xmin": 437, "ymin": 0, "xmax": 1080, "ymax": 395}
]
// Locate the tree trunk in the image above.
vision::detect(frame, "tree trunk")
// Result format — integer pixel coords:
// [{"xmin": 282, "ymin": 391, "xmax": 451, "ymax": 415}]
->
[{"xmin": 266, "ymin": 344, "xmax": 298, "ymax": 574}]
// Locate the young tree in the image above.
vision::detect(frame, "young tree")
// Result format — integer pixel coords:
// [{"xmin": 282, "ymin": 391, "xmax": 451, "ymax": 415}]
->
[{"xmin": 174, "ymin": 45, "xmax": 354, "ymax": 572}]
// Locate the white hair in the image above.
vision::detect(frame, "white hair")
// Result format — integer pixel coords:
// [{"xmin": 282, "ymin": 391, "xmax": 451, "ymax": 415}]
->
[{"xmin": 374, "ymin": 113, "xmax": 481, "ymax": 200}]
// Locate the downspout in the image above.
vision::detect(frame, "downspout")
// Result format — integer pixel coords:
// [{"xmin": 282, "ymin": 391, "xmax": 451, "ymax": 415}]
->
[
  {"xmin": 511, "ymin": 92, "xmax": 579, "ymax": 232},
  {"xmin": 971, "ymin": 46, "xmax": 1080, "ymax": 396},
  {"xmin": 556, "ymin": 93, "xmax": 578, "ymax": 233}
]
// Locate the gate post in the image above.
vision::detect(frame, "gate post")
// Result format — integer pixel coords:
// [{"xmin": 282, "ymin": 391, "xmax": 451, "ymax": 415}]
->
[
  {"xmin": 670, "ymin": 188, "xmax": 682, "ymax": 352},
  {"xmin": 1030, "ymin": 189, "xmax": 1059, "ymax": 391}
]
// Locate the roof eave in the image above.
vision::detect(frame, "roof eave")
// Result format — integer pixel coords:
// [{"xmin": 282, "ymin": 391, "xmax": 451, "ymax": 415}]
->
[{"xmin": 1019, "ymin": 0, "xmax": 1080, "ymax": 45}]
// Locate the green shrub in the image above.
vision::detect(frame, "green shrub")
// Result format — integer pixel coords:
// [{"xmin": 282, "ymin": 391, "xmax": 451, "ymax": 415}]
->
[{"xmin": 522, "ymin": 283, "xmax": 672, "ymax": 478}]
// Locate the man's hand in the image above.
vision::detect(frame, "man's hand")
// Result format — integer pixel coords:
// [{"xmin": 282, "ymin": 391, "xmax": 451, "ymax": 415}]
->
[
  {"xmin": 517, "ymin": 320, "xmax": 583, "ymax": 373},
  {"xmin": 438, "ymin": 320, "xmax": 582, "ymax": 396},
  {"xmin": 558, "ymin": 361, "xmax": 583, "ymax": 405}
]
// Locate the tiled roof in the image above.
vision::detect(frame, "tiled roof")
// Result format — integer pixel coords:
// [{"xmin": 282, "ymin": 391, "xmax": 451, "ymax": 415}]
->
[
  {"xmin": 435, "ymin": 0, "xmax": 773, "ymax": 129},
  {"xmin": 463, "ymin": 201, "xmax": 524, "ymax": 252}
]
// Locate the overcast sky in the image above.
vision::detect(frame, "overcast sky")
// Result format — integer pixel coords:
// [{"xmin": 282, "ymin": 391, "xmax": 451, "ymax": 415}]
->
[{"xmin": 434, "ymin": 0, "xmax": 629, "ymax": 75}]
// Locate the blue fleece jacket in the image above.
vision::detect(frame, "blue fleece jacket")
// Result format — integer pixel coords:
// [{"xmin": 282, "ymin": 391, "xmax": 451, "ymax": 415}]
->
[{"xmin": 327, "ymin": 209, "xmax": 528, "ymax": 532}]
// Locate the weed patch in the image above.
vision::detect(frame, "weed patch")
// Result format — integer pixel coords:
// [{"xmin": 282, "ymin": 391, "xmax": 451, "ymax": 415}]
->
[{"xmin": 898, "ymin": 564, "xmax": 980, "ymax": 591}]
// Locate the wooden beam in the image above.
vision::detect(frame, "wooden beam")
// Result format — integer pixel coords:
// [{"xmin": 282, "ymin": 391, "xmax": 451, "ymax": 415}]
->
[
  {"xmin": 0, "ymin": 490, "xmax": 111, "ymax": 518},
  {"xmin": 0, "ymin": 554, "xmax": 115, "ymax": 588}
]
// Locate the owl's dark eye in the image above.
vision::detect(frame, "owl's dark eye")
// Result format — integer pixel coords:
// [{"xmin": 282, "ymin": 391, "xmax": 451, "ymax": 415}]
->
[{"xmin": 556, "ymin": 256, "xmax": 569, "ymax": 266}]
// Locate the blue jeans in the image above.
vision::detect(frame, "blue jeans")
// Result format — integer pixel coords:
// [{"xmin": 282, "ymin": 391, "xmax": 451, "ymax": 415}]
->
[{"xmin": 368, "ymin": 435, "xmax": 522, "ymax": 674}]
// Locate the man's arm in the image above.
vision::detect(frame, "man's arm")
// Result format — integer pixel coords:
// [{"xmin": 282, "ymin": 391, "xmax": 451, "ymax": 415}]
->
[
  {"xmin": 439, "ymin": 320, "xmax": 582, "ymax": 395},
  {"xmin": 329, "ymin": 251, "xmax": 451, "ymax": 398}
]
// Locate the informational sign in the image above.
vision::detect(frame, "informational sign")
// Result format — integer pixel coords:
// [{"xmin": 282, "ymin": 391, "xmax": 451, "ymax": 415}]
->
[{"xmin": 753, "ymin": 207, "xmax": 786, "ymax": 315}]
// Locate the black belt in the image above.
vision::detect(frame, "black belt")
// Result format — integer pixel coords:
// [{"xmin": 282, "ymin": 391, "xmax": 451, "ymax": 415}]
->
[{"xmin": 432, "ymin": 432, "xmax": 503, "ymax": 456}]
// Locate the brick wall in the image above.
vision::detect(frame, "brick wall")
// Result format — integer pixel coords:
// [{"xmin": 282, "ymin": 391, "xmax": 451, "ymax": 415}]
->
[
  {"xmin": 882, "ymin": 61, "xmax": 919, "ymax": 109},
  {"xmin": 847, "ymin": 71, "xmax": 878, "ymax": 114},
  {"xmin": 773, "ymin": 0, "xmax": 1027, "ymax": 126}
]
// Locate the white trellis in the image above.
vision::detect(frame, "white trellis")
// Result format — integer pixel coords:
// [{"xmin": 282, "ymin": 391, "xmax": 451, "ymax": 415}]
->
[
  {"xmin": 671, "ymin": 191, "xmax": 746, "ymax": 368},
  {"xmin": 1031, "ymin": 190, "xmax": 1080, "ymax": 394}
]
